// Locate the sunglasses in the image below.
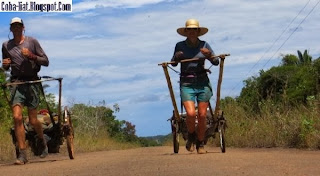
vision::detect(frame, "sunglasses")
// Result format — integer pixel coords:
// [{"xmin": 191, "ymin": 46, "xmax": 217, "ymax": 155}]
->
[
  {"xmin": 186, "ymin": 28, "xmax": 199, "ymax": 31},
  {"xmin": 11, "ymin": 23, "xmax": 23, "ymax": 28}
]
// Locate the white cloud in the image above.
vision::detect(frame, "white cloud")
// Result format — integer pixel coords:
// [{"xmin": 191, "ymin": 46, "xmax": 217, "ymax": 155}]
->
[{"xmin": 72, "ymin": 0, "xmax": 171, "ymax": 12}]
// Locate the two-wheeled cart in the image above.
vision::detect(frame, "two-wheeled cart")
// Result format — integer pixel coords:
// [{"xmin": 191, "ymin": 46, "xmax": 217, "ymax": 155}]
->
[
  {"xmin": 1, "ymin": 76, "xmax": 75, "ymax": 159},
  {"xmin": 158, "ymin": 54, "xmax": 229, "ymax": 153}
]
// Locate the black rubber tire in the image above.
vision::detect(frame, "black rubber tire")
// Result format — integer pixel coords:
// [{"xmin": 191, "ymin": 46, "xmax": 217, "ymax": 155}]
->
[
  {"xmin": 66, "ymin": 134, "xmax": 75, "ymax": 159},
  {"xmin": 218, "ymin": 123, "xmax": 226, "ymax": 153},
  {"xmin": 48, "ymin": 142, "xmax": 60, "ymax": 153},
  {"xmin": 172, "ymin": 121, "xmax": 179, "ymax": 153},
  {"xmin": 64, "ymin": 106, "xmax": 75, "ymax": 159}
]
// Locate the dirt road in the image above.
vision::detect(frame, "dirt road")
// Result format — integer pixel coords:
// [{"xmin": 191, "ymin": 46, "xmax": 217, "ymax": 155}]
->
[{"xmin": 1, "ymin": 146, "xmax": 320, "ymax": 176}]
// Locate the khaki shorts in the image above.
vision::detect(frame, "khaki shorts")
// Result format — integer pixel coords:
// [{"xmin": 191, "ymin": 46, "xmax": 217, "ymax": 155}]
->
[{"xmin": 10, "ymin": 83, "xmax": 40, "ymax": 109}]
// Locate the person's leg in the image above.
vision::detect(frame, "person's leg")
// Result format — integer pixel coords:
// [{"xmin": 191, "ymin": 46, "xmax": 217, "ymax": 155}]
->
[
  {"xmin": 28, "ymin": 108, "xmax": 44, "ymax": 139},
  {"xmin": 183, "ymin": 101, "xmax": 196, "ymax": 133},
  {"xmin": 28, "ymin": 108, "xmax": 48, "ymax": 158},
  {"xmin": 27, "ymin": 83, "xmax": 48, "ymax": 158},
  {"xmin": 12, "ymin": 105, "xmax": 28, "ymax": 164},
  {"xmin": 195, "ymin": 83, "xmax": 213, "ymax": 154},
  {"xmin": 183, "ymin": 101, "xmax": 197, "ymax": 152},
  {"xmin": 181, "ymin": 85, "xmax": 198, "ymax": 152},
  {"xmin": 197, "ymin": 102, "xmax": 209, "ymax": 142},
  {"xmin": 13, "ymin": 105, "xmax": 26, "ymax": 149},
  {"xmin": 195, "ymin": 102, "xmax": 209, "ymax": 154}
]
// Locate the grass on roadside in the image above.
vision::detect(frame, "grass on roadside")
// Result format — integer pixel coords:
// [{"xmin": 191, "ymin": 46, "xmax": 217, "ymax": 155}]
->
[
  {"xmin": 163, "ymin": 100, "xmax": 320, "ymax": 150},
  {"xmin": 0, "ymin": 127, "xmax": 140, "ymax": 163}
]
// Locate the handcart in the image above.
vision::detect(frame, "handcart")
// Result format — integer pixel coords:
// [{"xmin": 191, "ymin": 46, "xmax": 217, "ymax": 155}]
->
[
  {"xmin": 158, "ymin": 54, "xmax": 229, "ymax": 153},
  {"xmin": 1, "ymin": 76, "xmax": 75, "ymax": 159}
]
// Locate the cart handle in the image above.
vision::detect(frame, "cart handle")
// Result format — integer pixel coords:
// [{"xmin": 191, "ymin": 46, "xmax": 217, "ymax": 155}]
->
[
  {"xmin": 158, "ymin": 54, "xmax": 230, "ymax": 66},
  {"xmin": 1, "ymin": 76, "xmax": 63, "ymax": 87}
]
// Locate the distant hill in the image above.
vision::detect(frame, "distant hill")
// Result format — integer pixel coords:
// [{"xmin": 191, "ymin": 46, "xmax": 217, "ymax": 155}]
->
[{"xmin": 140, "ymin": 134, "xmax": 171, "ymax": 146}]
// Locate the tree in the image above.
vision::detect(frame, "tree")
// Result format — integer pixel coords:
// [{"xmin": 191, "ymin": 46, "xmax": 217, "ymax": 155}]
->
[
  {"xmin": 312, "ymin": 57, "xmax": 320, "ymax": 96},
  {"xmin": 113, "ymin": 103, "xmax": 120, "ymax": 113},
  {"xmin": 121, "ymin": 121, "xmax": 137, "ymax": 142},
  {"xmin": 0, "ymin": 70, "xmax": 11, "ymax": 125},
  {"xmin": 281, "ymin": 54, "xmax": 298, "ymax": 66},
  {"xmin": 297, "ymin": 50, "xmax": 312, "ymax": 65},
  {"xmin": 238, "ymin": 50, "xmax": 317, "ymax": 112},
  {"xmin": 70, "ymin": 103, "xmax": 139, "ymax": 142},
  {"xmin": 237, "ymin": 76, "xmax": 261, "ymax": 113}
]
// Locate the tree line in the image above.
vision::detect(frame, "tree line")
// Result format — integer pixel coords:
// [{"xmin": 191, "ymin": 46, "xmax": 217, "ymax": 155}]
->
[
  {"xmin": 0, "ymin": 71, "xmax": 159, "ymax": 147},
  {"xmin": 233, "ymin": 49, "xmax": 320, "ymax": 113}
]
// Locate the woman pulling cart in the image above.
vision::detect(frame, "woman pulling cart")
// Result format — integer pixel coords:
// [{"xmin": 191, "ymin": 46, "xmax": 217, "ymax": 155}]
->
[{"xmin": 159, "ymin": 19, "xmax": 229, "ymax": 154}]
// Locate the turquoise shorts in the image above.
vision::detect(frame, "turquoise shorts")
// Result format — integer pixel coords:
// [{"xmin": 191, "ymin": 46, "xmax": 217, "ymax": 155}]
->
[
  {"xmin": 10, "ymin": 83, "xmax": 40, "ymax": 109},
  {"xmin": 180, "ymin": 82, "xmax": 213, "ymax": 102}
]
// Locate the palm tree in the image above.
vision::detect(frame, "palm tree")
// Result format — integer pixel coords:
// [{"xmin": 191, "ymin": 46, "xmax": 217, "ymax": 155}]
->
[{"xmin": 297, "ymin": 50, "xmax": 312, "ymax": 65}]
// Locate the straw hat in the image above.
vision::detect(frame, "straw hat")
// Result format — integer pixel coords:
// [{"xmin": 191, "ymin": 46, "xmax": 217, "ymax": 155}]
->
[{"xmin": 177, "ymin": 19, "xmax": 208, "ymax": 37}]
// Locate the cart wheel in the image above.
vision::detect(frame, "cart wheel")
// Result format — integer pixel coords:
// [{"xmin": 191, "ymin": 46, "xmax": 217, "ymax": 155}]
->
[
  {"xmin": 218, "ymin": 123, "xmax": 226, "ymax": 153},
  {"xmin": 66, "ymin": 134, "xmax": 74, "ymax": 159},
  {"xmin": 218, "ymin": 111, "xmax": 226, "ymax": 153},
  {"xmin": 171, "ymin": 120, "xmax": 179, "ymax": 153},
  {"xmin": 64, "ymin": 106, "xmax": 75, "ymax": 159},
  {"xmin": 48, "ymin": 141, "xmax": 60, "ymax": 153}
]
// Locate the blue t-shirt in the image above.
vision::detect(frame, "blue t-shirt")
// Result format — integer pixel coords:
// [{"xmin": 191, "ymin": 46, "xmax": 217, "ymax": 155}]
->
[{"xmin": 171, "ymin": 39, "xmax": 219, "ymax": 84}]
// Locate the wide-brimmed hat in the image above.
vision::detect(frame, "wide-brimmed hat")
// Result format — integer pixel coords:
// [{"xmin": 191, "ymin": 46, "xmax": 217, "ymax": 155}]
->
[
  {"xmin": 10, "ymin": 17, "xmax": 24, "ymax": 26},
  {"xmin": 177, "ymin": 19, "xmax": 208, "ymax": 37}
]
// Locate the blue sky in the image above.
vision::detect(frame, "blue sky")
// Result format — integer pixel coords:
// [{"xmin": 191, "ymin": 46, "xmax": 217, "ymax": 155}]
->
[{"xmin": 1, "ymin": 0, "xmax": 320, "ymax": 136}]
